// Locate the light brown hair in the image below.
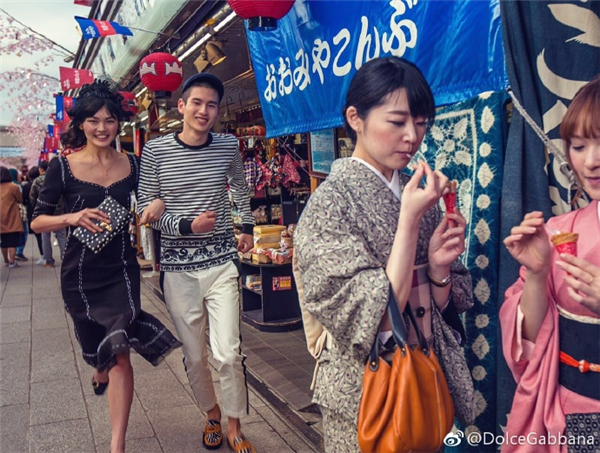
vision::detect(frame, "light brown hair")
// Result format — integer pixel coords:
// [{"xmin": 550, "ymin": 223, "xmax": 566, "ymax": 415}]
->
[
  {"xmin": 559, "ymin": 75, "xmax": 600, "ymax": 203},
  {"xmin": 560, "ymin": 75, "xmax": 600, "ymax": 152}
]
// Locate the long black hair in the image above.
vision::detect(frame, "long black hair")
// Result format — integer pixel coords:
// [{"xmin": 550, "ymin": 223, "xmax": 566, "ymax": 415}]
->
[
  {"xmin": 342, "ymin": 57, "xmax": 435, "ymax": 144},
  {"xmin": 60, "ymin": 80, "xmax": 131, "ymax": 149}
]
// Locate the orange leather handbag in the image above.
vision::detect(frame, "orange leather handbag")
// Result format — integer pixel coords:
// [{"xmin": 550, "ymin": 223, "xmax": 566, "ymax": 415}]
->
[{"xmin": 358, "ymin": 290, "xmax": 454, "ymax": 453}]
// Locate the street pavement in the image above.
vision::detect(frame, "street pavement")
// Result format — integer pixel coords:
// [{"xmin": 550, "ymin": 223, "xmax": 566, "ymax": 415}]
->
[{"xmin": 0, "ymin": 241, "xmax": 321, "ymax": 453}]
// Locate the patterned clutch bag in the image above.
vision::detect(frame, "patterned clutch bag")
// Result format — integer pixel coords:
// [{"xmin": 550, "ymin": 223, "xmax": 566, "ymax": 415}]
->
[{"xmin": 72, "ymin": 196, "xmax": 131, "ymax": 254}]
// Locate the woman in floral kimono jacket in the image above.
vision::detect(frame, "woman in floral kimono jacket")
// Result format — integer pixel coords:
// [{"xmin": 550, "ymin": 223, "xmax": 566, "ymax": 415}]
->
[
  {"xmin": 501, "ymin": 76, "xmax": 600, "ymax": 453},
  {"xmin": 295, "ymin": 57, "xmax": 473, "ymax": 453}
]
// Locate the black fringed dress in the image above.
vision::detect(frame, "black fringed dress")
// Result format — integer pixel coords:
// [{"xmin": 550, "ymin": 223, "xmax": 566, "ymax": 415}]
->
[{"xmin": 33, "ymin": 154, "xmax": 181, "ymax": 371}]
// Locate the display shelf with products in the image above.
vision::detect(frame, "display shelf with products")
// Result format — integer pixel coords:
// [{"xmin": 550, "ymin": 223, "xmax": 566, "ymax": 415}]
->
[{"xmin": 239, "ymin": 259, "xmax": 301, "ymax": 332}]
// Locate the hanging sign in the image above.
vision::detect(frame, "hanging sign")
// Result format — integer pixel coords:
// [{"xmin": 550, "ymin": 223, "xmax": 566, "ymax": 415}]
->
[
  {"xmin": 247, "ymin": 0, "xmax": 508, "ymax": 137},
  {"xmin": 59, "ymin": 67, "xmax": 94, "ymax": 91},
  {"xmin": 309, "ymin": 128, "xmax": 335, "ymax": 175},
  {"xmin": 55, "ymin": 95, "xmax": 75, "ymax": 126}
]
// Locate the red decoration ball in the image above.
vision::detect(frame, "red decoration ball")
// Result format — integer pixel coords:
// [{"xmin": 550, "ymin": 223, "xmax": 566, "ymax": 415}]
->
[
  {"xmin": 227, "ymin": 0, "xmax": 295, "ymax": 30},
  {"xmin": 139, "ymin": 52, "xmax": 183, "ymax": 97}
]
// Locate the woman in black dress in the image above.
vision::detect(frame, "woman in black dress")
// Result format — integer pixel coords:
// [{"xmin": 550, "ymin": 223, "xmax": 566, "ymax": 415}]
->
[{"xmin": 31, "ymin": 80, "xmax": 181, "ymax": 453}]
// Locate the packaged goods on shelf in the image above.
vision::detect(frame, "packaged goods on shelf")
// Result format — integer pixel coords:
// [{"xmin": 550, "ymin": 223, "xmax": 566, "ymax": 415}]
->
[
  {"xmin": 266, "ymin": 247, "xmax": 293, "ymax": 265},
  {"xmin": 254, "ymin": 225, "xmax": 287, "ymax": 235},
  {"xmin": 245, "ymin": 275, "xmax": 261, "ymax": 287},
  {"xmin": 253, "ymin": 225, "xmax": 286, "ymax": 244},
  {"xmin": 253, "ymin": 242, "xmax": 281, "ymax": 251},
  {"xmin": 252, "ymin": 253, "xmax": 272, "ymax": 264}
]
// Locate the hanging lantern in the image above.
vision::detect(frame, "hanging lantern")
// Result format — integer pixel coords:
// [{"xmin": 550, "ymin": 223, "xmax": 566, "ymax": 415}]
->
[
  {"xmin": 227, "ymin": 0, "xmax": 295, "ymax": 31},
  {"xmin": 119, "ymin": 91, "xmax": 138, "ymax": 116},
  {"xmin": 139, "ymin": 52, "xmax": 183, "ymax": 98}
]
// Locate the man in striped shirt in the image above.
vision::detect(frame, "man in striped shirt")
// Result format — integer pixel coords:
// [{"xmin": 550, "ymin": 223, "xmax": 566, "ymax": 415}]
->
[{"xmin": 138, "ymin": 73, "xmax": 256, "ymax": 453}]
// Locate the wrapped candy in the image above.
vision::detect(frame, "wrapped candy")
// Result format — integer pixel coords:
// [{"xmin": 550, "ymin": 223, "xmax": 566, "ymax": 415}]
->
[{"xmin": 266, "ymin": 247, "xmax": 293, "ymax": 265}]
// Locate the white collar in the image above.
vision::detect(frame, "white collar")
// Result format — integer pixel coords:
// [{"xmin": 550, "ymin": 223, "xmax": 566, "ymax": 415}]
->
[{"xmin": 351, "ymin": 157, "xmax": 401, "ymax": 200}]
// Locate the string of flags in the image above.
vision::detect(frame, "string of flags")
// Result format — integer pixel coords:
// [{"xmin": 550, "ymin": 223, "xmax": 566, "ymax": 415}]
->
[{"xmin": 38, "ymin": 12, "xmax": 146, "ymax": 161}]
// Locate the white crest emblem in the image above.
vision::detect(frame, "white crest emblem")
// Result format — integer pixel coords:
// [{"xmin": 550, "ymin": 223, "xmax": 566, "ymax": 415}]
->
[
  {"xmin": 140, "ymin": 62, "xmax": 157, "ymax": 76},
  {"xmin": 165, "ymin": 62, "xmax": 183, "ymax": 76}
]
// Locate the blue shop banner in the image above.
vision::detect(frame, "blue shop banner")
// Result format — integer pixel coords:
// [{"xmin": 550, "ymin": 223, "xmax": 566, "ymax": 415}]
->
[{"xmin": 246, "ymin": 0, "xmax": 508, "ymax": 137}]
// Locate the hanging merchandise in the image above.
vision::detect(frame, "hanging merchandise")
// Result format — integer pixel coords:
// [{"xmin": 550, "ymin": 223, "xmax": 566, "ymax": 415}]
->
[
  {"xmin": 255, "ymin": 156, "xmax": 271, "ymax": 191},
  {"xmin": 281, "ymin": 153, "xmax": 301, "ymax": 188},
  {"xmin": 139, "ymin": 52, "xmax": 184, "ymax": 98},
  {"xmin": 227, "ymin": 0, "xmax": 295, "ymax": 32},
  {"xmin": 119, "ymin": 91, "xmax": 138, "ymax": 116},
  {"xmin": 265, "ymin": 154, "xmax": 284, "ymax": 187},
  {"xmin": 243, "ymin": 154, "xmax": 263, "ymax": 193}
]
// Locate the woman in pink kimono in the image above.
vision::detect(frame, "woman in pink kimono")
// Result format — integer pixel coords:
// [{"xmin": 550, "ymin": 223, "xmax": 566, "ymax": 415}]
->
[{"xmin": 501, "ymin": 76, "xmax": 600, "ymax": 453}]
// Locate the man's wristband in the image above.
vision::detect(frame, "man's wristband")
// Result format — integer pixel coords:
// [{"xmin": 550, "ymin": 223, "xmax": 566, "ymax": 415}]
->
[
  {"xmin": 427, "ymin": 266, "xmax": 452, "ymax": 287},
  {"xmin": 241, "ymin": 224, "xmax": 254, "ymax": 235},
  {"xmin": 179, "ymin": 219, "xmax": 193, "ymax": 234}
]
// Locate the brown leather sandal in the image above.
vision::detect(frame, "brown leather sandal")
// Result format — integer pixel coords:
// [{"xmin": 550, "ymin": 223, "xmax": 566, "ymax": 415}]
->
[
  {"xmin": 227, "ymin": 435, "xmax": 256, "ymax": 453},
  {"xmin": 202, "ymin": 419, "xmax": 223, "ymax": 450}
]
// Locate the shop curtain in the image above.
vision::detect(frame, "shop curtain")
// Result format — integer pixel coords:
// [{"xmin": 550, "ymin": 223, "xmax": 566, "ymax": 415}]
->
[
  {"xmin": 498, "ymin": 0, "xmax": 600, "ymax": 443},
  {"xmin": 413, "ymin": 91, "xmax": 508, "ymax": 451}
]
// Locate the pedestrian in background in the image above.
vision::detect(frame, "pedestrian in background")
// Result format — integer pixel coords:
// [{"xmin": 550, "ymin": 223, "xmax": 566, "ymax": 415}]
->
[
  {"xmin": 29, "ymin": 160, "xmax": 67, "ymax": 266},
  {"xmin": 23, "ymin": 166, "xmax": 44, "ymax": 262},
  {"xmin": 8, "ymin": 167, "xmax": 29, "ymax": 262},
  {"xmin": 0, "ymin": 166, "xmax": 24, "ymax": 268}
]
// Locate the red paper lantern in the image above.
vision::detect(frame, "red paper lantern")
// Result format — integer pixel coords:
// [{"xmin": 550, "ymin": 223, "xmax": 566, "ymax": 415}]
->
[
  {"xmin": 227, "ymin": 0, "xmax": 295, "ymax": 31},
  {"xmin": 139, "ymin": 52, "xmax": 183, "ymax": 98},
  {"xmin": 119, "ymin": 91, "xmax": 138, "ymax": 116}
]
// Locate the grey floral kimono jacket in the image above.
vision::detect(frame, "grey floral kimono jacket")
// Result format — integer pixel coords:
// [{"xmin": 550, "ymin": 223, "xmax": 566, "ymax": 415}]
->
[{"xmin": 295, "ymin": 158, "xmax": 473, "ymax": 423}]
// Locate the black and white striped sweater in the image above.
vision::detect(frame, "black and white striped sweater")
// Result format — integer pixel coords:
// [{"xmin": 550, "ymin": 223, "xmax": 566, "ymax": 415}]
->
[{"xmin": 137, "ymin": 132, "xmax": 254, "ymax": 272}]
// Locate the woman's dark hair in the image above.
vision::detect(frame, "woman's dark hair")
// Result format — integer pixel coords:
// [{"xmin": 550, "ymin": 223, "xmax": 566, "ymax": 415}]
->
[
  {"xmin": 0, "ymin": 166, "xmax": 13, "ymax": 183},
  {"xmin": 27, "ymin": 166, "xmax": 40, "ymax": 182},
  {"xmin": 60, "ymin": 79, "xmax": 131, "ymax": 149},
  {"xmin": 342, "ymin": 57, "xmax": 435, "ymax": 144}
]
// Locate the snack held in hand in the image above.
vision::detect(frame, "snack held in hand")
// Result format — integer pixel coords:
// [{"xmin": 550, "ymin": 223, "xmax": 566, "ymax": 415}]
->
[
  {"xmin": 551, "ymin": 232, "xmax": 579, "ymax": 256},
  {"xmin": 443, "ymin": 180, "xmax": 458, "ymax": 215}
]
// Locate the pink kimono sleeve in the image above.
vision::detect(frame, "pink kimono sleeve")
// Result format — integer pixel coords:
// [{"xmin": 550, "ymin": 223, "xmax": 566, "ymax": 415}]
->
[{"xmin": 499, "ymin": 265, "xmax": 564, "ymax": 452}]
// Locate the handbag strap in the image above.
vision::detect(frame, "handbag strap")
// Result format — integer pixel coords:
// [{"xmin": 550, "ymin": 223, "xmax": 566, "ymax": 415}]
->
[
  {"xmin": 401, "ymin": 303, "xmax": 431, "ymax": 356},
  {"xmin": 368, "ymin": 285, "xmax": 431, "ymax": 370}
]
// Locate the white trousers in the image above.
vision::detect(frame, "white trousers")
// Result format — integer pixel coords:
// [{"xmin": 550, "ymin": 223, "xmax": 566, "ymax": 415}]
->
[{"xmin": 163, "ymin": 261, "xmax": 248, "ymax": 419}]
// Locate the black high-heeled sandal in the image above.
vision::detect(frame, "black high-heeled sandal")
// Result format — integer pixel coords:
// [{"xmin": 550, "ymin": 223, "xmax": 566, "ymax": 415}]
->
[{"xmin": 91, "ymin": 377, "xmax": 108, "ymax": 395}]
